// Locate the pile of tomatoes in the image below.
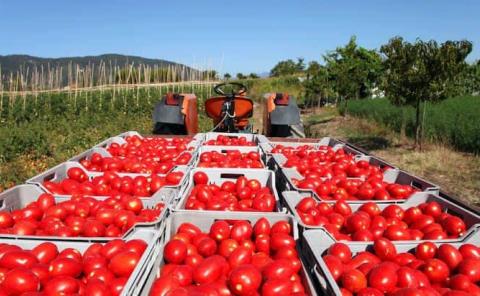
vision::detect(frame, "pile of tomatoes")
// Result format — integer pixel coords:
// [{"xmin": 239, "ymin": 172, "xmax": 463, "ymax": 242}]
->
[
  {"xmin": 107, "ymin": 135, "xmax": 193, "ymax": 158},
  {"xmin": 292, "ymin": 175, "xmax": 416, "ymax": 201},
  {"xmin": 149, "ymin": 218, "xmax": 307, "ymax": 296},
  {"xmin": 0, "ymin": 239, "xmax": 147, "ymax": 295},
  {"xmin": 270, "ymin": 144, "xmax": 319, "ymax": 154},
  {"xmin": 204, "ymin": 135, "xmax": 257, "ymax": 146},
  {"xmin": 0, "ymin": 193, "xmax": 164, "ymax": 237},
  {"xmin": 184, "ymin": 172, "xmax": 277, "ymax": 212},
  {"xmin": 42, "ymin": 167, "xmax": 184, "ymax": 197},
  {"xmin": 79, "ymin": 152, "xmax": 192, "ymax": 174},
  {"xmin": 295, "ymin": 197, "xmax": 467, "ymax": 241},
  {"xmin": 197, "ymin": 150, "xmax": 264, "ymax": 168},
  {"xmin": 323, "ymin": 239, "xmax": 480, "ymax": 295}
]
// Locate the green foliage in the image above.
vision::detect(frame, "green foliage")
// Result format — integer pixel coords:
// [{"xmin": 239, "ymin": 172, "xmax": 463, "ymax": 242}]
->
[
  {"xmin": 380, "ymin": 37, "xmax": 473, "ymax": 146},
  {"xmin": 344, "ymin": 97, "xmax": 480, "ymax": 154},
  {"xmin": 270, "ymin": 58, "xmax": 305, "ymax": 77},
  {"xmin": 325, "ymin": 36, "xmax": 382, "ymax": 101},
  {"xmin": 223, "ymin": 73, "xmax": 231, "ymax": 80},
  {"xmin": 0, "ymin": 85, "xmax": 215, "ymax": 187},
  {"xmin": 248, "ymin": 73, "xmax": 259, "ymax": 79},
  {"xmin": 236, "ymin": 73, "xmax": 246, "ymax": 80}
]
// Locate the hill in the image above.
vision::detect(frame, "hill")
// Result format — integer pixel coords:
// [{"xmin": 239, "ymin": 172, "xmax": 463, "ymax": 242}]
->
[{"xmin": 0, "ymin": 54, "xmax": 190, "ymax": 74}]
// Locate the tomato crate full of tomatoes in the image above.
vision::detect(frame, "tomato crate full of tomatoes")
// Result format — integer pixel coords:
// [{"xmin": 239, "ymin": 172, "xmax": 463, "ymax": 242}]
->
[
  {"xmin": 282, "ymin": 190, "xmax": 480, "ymax": 242},
  {"xmin": 202, "ymin": 132, "xmax": 269, "ymax": 146},
  {"xmin": 0, "ymin": 184, "xmax": 175, "ymax": 240},
  {"xmin": 138, "ymin": 211, "xmax": 319, "ymax": 296},
  {"xmin": 193, "ymin": 145, "xmax": 267, "ymax": 169},
  {"xmin": 26, "ymin": 162, "xmax": 188, "ymax": 201},
  {"xmin": 0, "ymin": 225, "xmax": 162, "ymax": 295},
  {"xmin": 279, "ymin": 167, "xmax": 439, "ymax": 204},
  {"xmin": 94, "ymin": 132, "xmax": 201, "ymax": 151},
  {"xmin": 301, "ymin": 225, "xmax": 480, "ymax": 296},
  {"xmin": 70, "ymin": 147, "xmax": 195, "ymax": 174},
  {"xmin": 261, "ymin": 136, "xmax": 350, "ymax": 155},
  {"xmin": 173, "ymin": 168, "xmax": 284, "ymax": 213}
]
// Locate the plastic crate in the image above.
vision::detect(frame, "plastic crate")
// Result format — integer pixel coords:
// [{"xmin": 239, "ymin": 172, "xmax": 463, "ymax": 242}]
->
[
  {"xmin": 69, "ymin": 147, "xmax": 197, "ymax": 170},
  {"xmin": 191, "ymin": 145, "xmax": 267, "ymax": 168},
  {"xmin": 301, "ymin": 225, "xmax": 480, "ymax": 296},
  {"xmin": 26, "ymin": 161, "xmax": 188, "ymax": 202},
  {"xmin": 95, "ymin": 135, "xmax": 200, "ymax": 151},
  {"xmin": 261, "ymin": 137, "xmax": 347, "ymax": 154},
  {"xmin": 0, "ymin": 225, "xmax": 162, "ymax": 296},
  {"xmin": 279, "ymin": 167, "xmax": 439, "ymax": 204},
  {"xmin": 137, "ymin": 211, "xmax": 319, "ymax": 296},
  {"xmin": 283, "ymin": 190, "xmax": 480, "ymax": 240},
  {"xmin": 202, "ymin": 132, "xmax": 269, "ymax": 146},
  {"xmin": 0, "ymin": 184, "xmax": 174, "ymax": 240},
  {"xmin": 173, "ymin": 168, "xmax": 283, "ymax": 213}
]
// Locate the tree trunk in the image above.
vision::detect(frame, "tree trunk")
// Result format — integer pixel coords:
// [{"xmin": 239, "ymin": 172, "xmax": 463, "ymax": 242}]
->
[
  {"xmin": 414, "ymin": 98, "xmax": 422, "ymax": 150},
  {"xmin": 400, "ymin": 107, "xmax": 406, "ymax": 139},
  {"xmin": 343, "ymin": 97, "xmax": 348, "ymax": 116}
]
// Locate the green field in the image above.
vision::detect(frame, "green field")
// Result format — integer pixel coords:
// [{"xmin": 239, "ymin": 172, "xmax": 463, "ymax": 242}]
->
[{"xmin": 343, "ymin": 96, "xmax": 480, "ymax": 154}]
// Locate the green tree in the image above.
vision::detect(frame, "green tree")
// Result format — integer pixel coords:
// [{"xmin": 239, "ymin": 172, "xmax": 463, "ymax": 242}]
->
[
  {"xmin": 236, "ymin": 73, "xmax": 246, "ymax": 80},
  {"xmin": 303, "ymin": 62, "xmax": 333, "ymax": 107},
  {"xmin": 380, "ymin": 37, "xmax": 472, "ymax": 148},
  {"xmin": 248, "ymin": 73, "xmax": 259, "ymax": 79},
  {"xmin": 324, "ymin": 36, "xmax": 382, "ymax": 110},
  {"xmin": 223, "ymin": 73, "xmax": 231, "ymax": 80},
  {"xmin": 270, "ymin": 58, "xmax": 305, "ymax": 77}
]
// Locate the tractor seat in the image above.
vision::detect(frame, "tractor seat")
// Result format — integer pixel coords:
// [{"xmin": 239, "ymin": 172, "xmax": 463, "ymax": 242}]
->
[
  {"xmin": 205, "ymin": 96, "xmax": 254, "ymax": 120},
  {"xmin": 274, "ymin": 93, "xmax": 290, "ymax": 106},
  {"xmin": 166, "ymin": 93, "xmax": 183, "ymax": 106}
]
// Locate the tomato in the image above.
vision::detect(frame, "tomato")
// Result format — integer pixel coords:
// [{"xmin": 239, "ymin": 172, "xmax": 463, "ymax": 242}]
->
[
  {"xmin": 193, "ymin": 255, "xmax": 226, "ymax": 285},
  {"xmin": 459, "ymin": 244, "xmax": 480, "ymax": 259},
  {"xmin": 437, "ymin": 244, "xmax": 463, "ymax": 269},
  {"xmin": 415, "ymin": 242, "xmax": 437, "ymax": 260},
  {"xmin": 228, "ymin": 264, "xmax": 262, "ymax": 295},
  {"xmin": 109, "ymin": 277, "xmax": 128, "ymax": 296},
  {"xmin": 193, "ymin": 172, "xmax": 209, "ymax": 185},
  {"xmin": 196, "ymin": 237, "xmax": 217, "ymax": 257},
  {"xmin": 368, "ymin": 263, "xmax": 398, "ymax": 293},
  {"xmin": 170, "ymin": 265, "xmax": 193, "ymax": 286},
  {"xmin": 448, "ymin": 274, "xmax": 472, "ymax": 291},
  {"xmin": 164, "ymin": 240, "xmax": 187, "ymax": 264},
  {"xmin": 328, "ymin": 243, "xmax": 352, "ymax": 263},
  {"xmin": 124, "ymin": 239, "xmax": 147, "ymax": 256},
  {"xmin": 209, "ymin": 221, "xmax": 231, "ymax": 241},
  {"xmin": 0, "ymin": 250, "xmax": 38, "ymax": 269},
  {"xmin": 373, "ymin": 238, "xmax": 397, "ymax": 260},
  {"xmin": 48, "ymin": 257, "xmax": 82, "ymax": 277},
  {"xmin": 357, "ymin": 287, "xmax": 383, "ymax": 296},
  {"xmin": 101, "ymin": 239, "xmax": 126, "ymax": 259},
  {"xmin": 263, "ymin": 259, "xmax": 295, "ymax": 280},
  {"xmin": 43, "ymin": 276, "xmax": 79, "ymax": 295},
  {"xmin": 228, "ymin": 246, "xmax": 252, "ymax": 269},
  {"xmin": 253, "ymin": 218, "xmax": 271, "ymax": 237},
  {"xmin": 384, "ymin": 225, "xmax": 411, "ymax": 240},
  {"xmin": 32, "ymin": 242, "xmax": 59, "ymax": 264},
  {"xmin": 1, "ymin": 267, "xmax": 40, "ymax": 294},
  {"xmin": 422, "ymin": 258, "xmax": 450, "ymax": 283},
  {"xmin": 342, "ymin": 269, "xmax": 367, "ymax": 293},
  {"xmin": 457, "ymin": 258, "xmax": 480, "ymax": 282},
  {"xmin": 109, "ymin": 250, "xmax": 142, "ymax": 277},
  {"xmin": 271, "ymin": 221, "xmax": 291, "ymax": 235},
  {"xmin": 396, "ymin": 266, "xmax": 419, "ymax": 288},
  {"xmin": 230, "ymin": 221, "xmax": 253, "ymax": 243},
  {"xmin": 441, "ymin": 216, "xmax": 466, "ymax": 236},
  {"xmin": 270, "ymin": 233, "xmax": 295, "ymax": 251},
  {"xmin": 261, "ymin": 279, "xmax": 293, "ymax": 296}
]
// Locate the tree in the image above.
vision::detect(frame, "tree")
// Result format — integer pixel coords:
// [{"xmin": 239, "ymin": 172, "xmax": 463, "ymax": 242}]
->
[
  {"xmin": 380, "ymin": 37, "xmax": 472, "ymax": 148},
  {"xmin": 236, "ymin": 73, "xmax": 246, "ymax": 80},
  {"xmin": 248, "ymin": 73, "xmax": 259, "ymax": 79},
  {"xmin": 270, "ymin": 58, "xmax": 305, "ymax": 77},
  {"xmin": 324, "ymin": 36, "xmax": 382, "ymax": 110},
  {"xmin": 223, "ymin": 73, "xmax": 231, "ymax": 80},
  {"xmin": 303, "ymin": 62, "xmax": 333, "ymax": 107}
]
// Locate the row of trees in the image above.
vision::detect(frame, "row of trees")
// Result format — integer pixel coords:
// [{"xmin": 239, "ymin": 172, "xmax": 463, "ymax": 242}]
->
[
  {"xmin": 270, "ymin": 36, "xmax": 477, "ymax": 147},
  {"xmin": 223, "ymin": 73, "xmax": 259, "ymax": 80}
]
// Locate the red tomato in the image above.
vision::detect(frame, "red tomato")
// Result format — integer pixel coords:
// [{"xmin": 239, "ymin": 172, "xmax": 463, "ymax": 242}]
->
[
  {"xmin": 228, "ymin": 264, "xmax": 262, "ymax": 295},
  {"xmin": 164, "ymin": 240, "xmax": 187, "ymax": 264},
  {"xmin": 230, "ymin": 221, "xmax": 253, "ymax": 243},
  {"xmin": 368, "ymin": 263, "xmax": 398, "ymax": 293},
  {"xmin": 209, "ymin": 221, "xmax": 231, "ymax": 242},
  {"xmin": 109, "ymin": 250, "xmax": 142, "ymax": 277},
  {"xmin": 193, "ymin": 172, "xmax": 209, "ymax": 185},
  {"xmin": 415, "ymin": 242, "xmax": 437, "ymax": 260},
  {"xmin": 1, "ymin": 267, "xmax": 40, "ymax": 294},
  {"xmin": 328, "ymin": 243, "xmax": 352, "ymax": 263},
  {"xmin": 261, "ymin": 279, "xmax": 293, "ymax": 296},
  {"xmin": 32, "ymin": 242, "xmax": 59, "ymax": 264},
  {"xmin": 193, "ymin": 255, "xmax": 226, "ymax": 285},
  {"xmin": 457, "ymin": 258, "xmax": 480, "ymax": 282},
  {"xmin": 0, "ymin": 250, "xmax": 38, "ymax": 269},
  {"xmin": 422, "ymin": 258, "xmax": 450, "ymax": 283},
  {"xmin": 342, "ymin": 269, "xmax": 367, "ymax": 293},
  {"xmin": 373, "ymin": 238, "xmax": 397, "ymax": 260},
  {"xmin": 437, "ymin": 244, "xmax": 463, "ymax": 269},
  {"xmin": 48, "ymin": 257, "xmax": 82, "ymax": 277}
]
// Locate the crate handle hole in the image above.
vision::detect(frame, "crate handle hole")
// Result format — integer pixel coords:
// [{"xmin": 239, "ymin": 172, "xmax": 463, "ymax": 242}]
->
[{"xmin": 220, "ymin": 173, "xmax": 244, "ymax": 179}]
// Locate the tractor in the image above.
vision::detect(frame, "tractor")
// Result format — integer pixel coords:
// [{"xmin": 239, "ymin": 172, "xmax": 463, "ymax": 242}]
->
[{"xmin": 152, "ymin": 82, "xmax": 304, "ymax": 137}]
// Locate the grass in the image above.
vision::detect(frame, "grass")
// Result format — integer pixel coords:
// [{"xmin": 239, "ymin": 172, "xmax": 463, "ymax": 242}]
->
[
  {"xmin": 305, "ymin": 109, "xmax": 480, "ymax": 204},
  {"xmin": 343, "ymin": 96, "xmax": 480, "ymax": 154}
]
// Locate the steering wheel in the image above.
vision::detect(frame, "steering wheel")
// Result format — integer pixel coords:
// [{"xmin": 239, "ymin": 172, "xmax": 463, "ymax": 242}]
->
[{"xmin": 213, "ymin": 82, "xmax": 247, "ymax": 96}]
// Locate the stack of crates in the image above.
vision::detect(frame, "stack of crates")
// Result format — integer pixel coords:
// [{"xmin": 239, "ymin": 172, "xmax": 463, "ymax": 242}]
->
[{"xmin": 2, "ymin": 130, "xmax": 479, "ymax": 295}]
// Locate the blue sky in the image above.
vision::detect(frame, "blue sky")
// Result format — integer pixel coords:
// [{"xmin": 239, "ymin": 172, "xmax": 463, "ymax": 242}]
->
[{"xmin": 0, "ymin": 0, "xmax": 478, "ymax": 74}]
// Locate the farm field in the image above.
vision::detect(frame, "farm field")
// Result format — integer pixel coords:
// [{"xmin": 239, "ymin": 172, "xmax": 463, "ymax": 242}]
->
[{"xmin": 305, "ymin": 107, "xmax": 480, "ymax": 204}]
